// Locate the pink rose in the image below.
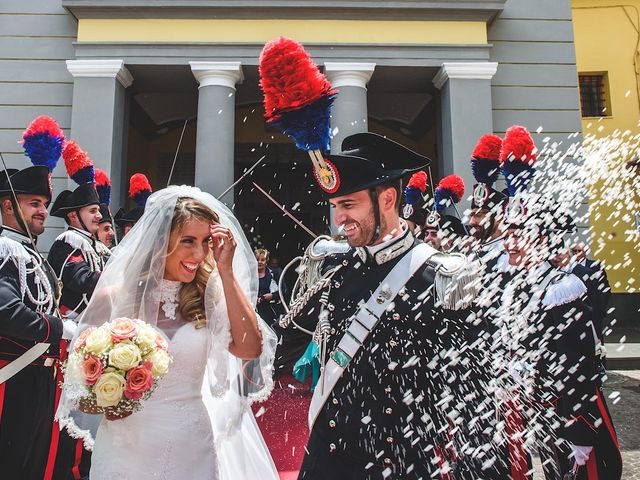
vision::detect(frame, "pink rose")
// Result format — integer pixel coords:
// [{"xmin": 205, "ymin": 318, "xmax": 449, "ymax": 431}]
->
[
  {"xmin": 155, "ymin": 333, "xmax": 168, "ymax": 351},
  {"xmin": 124, "ymin": 364, "xmax": 154, "ymax": 400},
  {"xmin": 75, "ymin": 327, "xmax": 96, "ymax": 352},
  {"xmin": 82, "ymin": 354, "xmax": 104, "ymax": 386},
  {"xmin": 110, "ymin": 318, "xmax": 137, "ymax": 342}
]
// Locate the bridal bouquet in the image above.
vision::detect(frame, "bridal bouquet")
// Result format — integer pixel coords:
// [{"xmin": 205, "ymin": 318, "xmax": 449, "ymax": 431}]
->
[{"xmin": 65, "ymin": 317, "xmax": 172, "ymax": 416}]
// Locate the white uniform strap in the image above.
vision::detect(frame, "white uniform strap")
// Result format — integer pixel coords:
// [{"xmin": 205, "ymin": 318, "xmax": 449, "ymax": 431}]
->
[
  {"xmin": 0, "ymin": 342, "xmax": 51, "ymax": 384},
  {"xmin": 308, "ymin": 243, "xmax": 437, "ymax": 428}
]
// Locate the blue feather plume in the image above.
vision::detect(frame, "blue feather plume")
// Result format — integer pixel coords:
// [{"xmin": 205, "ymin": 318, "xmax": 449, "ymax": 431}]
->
[
  {"xmin": 470, "ymin": 158, "xmax": 500, "ymax": 185},
  {"xmin": 501, "ymin": 162, "xmax": 535, "ymax": 196},
  {"xmin": 96, "ymin": 184, "xmax": 110, "ymax": 205},
  {"xmin": 404, "ymin": 187, "xmax": 423, "ymax": 206},
  {"xmin": 434, "ymin": 188, "xmax": 454, "ymax": 213},
  {"xmin": 23, "ymin": 132, "xmax": 63, "ymax": 172},
  {"xmin": 270, "ymin": 94, "xmax": 336, "ymax": 152},
  {"xmin": 71, "ymin": 166, "xmax": 95, "ymax": 187}
]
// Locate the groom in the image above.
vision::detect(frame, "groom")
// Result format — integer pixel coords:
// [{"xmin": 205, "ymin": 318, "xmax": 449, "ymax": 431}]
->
[{"xmin": 277, "ymin": 133, "xmax": 481, "ymax": 479}]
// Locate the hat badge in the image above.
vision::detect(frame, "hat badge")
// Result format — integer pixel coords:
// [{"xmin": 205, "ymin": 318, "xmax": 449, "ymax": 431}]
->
[
  {"xmin": 313, "ymin": 158, "xmax": 340, "ymax": 194},
  {"xmin": 426, "ymin": 210, "xmax": 440, "ymax": 228},
  {"xmin": 402, "ymin": 203, "xmax": 414, "ymax": 220},
  {"xmin": 505, "ymin": 197, "xmax": 526, "ymax": 224},
  {"xmin": 473, "ymin": 183, "xmax": 489, "ymax": 207}
]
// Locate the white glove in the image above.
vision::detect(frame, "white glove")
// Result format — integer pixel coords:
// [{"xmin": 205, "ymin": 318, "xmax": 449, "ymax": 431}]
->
[
  {"xmin": 508, "ymin": 359, "xmax": 534, "ymax": 388},
  {"xmin": 62, "ymin": 320, "xmax": 78, "ymax": 340},
  {"xmin": 570, "ymin": 444, "xmax": 593, "ymax": 466}
]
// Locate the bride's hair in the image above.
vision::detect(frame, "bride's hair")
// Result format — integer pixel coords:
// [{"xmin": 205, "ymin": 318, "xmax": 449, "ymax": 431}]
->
[{"xmin": 170, "ymin": 197, "xmax": 219, "ymax": 328}]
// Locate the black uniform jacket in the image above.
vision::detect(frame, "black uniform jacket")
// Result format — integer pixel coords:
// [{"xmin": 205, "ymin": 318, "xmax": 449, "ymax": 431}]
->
[
  {"xmin": 0, "ymin": 226, "xmax": 63, "ymax": 361},
  {"xmin": 277, "ymin": 229, "xmax": 474, "ymax": 477},
  {"xmin": 498, "ymin": 262, "xmax": 602, "ymax": 445},
  {"xmin": 47, "ymin": 227, "xmax": 102, "ymax": 315}
]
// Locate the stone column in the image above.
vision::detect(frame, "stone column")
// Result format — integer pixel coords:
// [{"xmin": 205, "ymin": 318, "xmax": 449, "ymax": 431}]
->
[
  {"xmin": 324, "ymin": 63, "xmax": 375, "ymax": 231},
  {"xmin": 189, "ymin": 61, "xmax": 243, "ymax": 204},
  {"xmin": 66, "ymin": 59, "xmax": 133, "ymax": 208},
  {"xmin": 324, "ymin": 62, "xmax": 376, "ymax": 153},
  {"xmin": 433, "ymin": 62, "xmax": 498, "ymax": 208}
]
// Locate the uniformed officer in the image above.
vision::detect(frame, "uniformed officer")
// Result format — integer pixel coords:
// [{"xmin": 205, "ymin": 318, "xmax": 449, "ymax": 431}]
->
[
  {"xmin": 276, "ymin": 133, "xmax": 480, "ymax": 479},
  {"xmin": 47, "ymin": 140, "xmax": 105, "ymax": 479},
  {"xmin": 0, "ymin": 115, "xmax": 76, "ymax": 479},
  {"xmin": 488, "ymin": 125, "xmax": 621, "ymax": 480},
  {"xmin": 95, "ymin": 168, "xmax": 116, "ymax": 257},
  {"xmin": 114, "ymin": 173, "xmax": 152, "ymax": 238}
]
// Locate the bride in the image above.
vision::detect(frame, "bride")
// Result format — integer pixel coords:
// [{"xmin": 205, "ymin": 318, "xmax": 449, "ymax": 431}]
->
[{"xmin": 57, "ymin": 186, "xmax": 279, "ymax": 479}]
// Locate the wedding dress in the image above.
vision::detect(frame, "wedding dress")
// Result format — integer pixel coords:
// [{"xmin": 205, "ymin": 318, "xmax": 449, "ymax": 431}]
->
[{"xmin": 56, "ymin": 186, "xmax": 279, "ymax": 480}]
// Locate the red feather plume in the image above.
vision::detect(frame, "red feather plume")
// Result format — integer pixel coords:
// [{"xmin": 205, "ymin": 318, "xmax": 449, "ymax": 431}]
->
[
  {"xmin": 407, "ymin": 171, "xmax": 428, "ymax": 192},
  {"xmin": 499, "ymin": 125, "xmax": 537, "ymax": 165},
  {"xmin": 438, "ymin": 174, "xmax": 465, "ymax": 203},
  {"xmin": 94, "ymin": 167, "xmax": 110, "ymax": 187},
  {"xmin": 22, "ymin": 115, "xmax": 64, "ymax": 139},
  {"xmin": 259, "ymin": 37, "xmax": 334, "ymax": 119},
  {"xmin": 62, "ymin": 140, "xmax": 92, "ymax": 177},
  {"xmin": 472, "ymin": 134, "xmax": 502, "ymax": 161},
  {"xmin": 129, "ymin": 173, "xmax": 151, "ymax": 198}
]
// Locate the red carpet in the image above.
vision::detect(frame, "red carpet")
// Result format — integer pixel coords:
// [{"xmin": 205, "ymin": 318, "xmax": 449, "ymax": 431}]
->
[{"xmin": 253, "ymin": 374, "xmax": 311, "ymax": 479}]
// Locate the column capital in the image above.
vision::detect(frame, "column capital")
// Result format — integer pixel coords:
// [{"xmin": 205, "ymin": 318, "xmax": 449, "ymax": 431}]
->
[
  {"xmin": 324, "ymin": 62, "xmax": 376, "ymax": 89},
  {"xmin": 189, "ymin": 61, "xmax": 244, "ymax": 90},
  {"xmin": 66, "ymin": 59, "xmax": 133, "ymax": 88},
  {"xmin": 433, "ymin": 62, "xmax": 498, "ymax": 90}
]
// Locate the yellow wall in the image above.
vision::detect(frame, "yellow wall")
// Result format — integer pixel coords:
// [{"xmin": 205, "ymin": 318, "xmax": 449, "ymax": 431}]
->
[
  {"xmin": 76, "ymin": 18, "xmax": 487, "ymax": 45},
  {"xmin": 572, "ymin": 1, "xmax": 640, "ymax": 293}
]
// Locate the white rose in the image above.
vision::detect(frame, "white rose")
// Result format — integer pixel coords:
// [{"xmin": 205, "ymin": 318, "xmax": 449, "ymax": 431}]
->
[
  {"xmin": 65, "ymin": 352, "xmax": 85, "ymax": 385},
  {"xmin": 145, "ymin": 349, "xmax": 172, "ymax": 377},
  {"xmin": 108, "ymin": 342, "xmax": 142, "ymax": 370},
  {"xmin": 84, "ymin": 327, "xmax": 112, "ymax": 355},
  {"xmin": 134, "ymin": 324, "xmax": 158, "ymax": 353},
  {"xmin": 93, "ymin": 372, "xmax": 125, "ymax": 407}
]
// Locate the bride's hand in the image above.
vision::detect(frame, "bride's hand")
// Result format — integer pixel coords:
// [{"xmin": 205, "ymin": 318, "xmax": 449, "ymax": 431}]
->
[
  {"xmin": 210, "ymin": 224, "xmax": 236, "ymax": 275},
  {"xmin": 104, "ymin": 407, "xmax": 133, "ymax": 421}
]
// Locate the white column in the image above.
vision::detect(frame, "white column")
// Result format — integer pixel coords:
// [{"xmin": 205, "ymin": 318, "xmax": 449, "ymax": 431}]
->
[
  {"xmin": 66, "ymin": 59, "xmax": 133, "ymax": 208},
  {"xmin": 433, "ymin": 62, "xmax": 498, "ymax": 207},
  {"xmin": 189, "ymin": 61, "xmax": 244, "ymax": 203},
  {"xmin": 324, "ymin": 62, "xmax": 376, "ymax": 153}
]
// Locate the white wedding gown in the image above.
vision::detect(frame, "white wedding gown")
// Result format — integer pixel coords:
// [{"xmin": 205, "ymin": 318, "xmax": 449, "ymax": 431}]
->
[{"xmin": 90, "ymin": 308, "xmax": 277, "ymax": 480}]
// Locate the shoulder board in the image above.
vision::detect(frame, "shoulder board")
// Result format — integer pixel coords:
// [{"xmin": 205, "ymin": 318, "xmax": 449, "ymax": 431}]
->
[
  {"xmin": 430, "ymin": 252, "xmax": 479, "ymax": 310},
  {"xmin": 308, "ymin": 235, "xmax": 351, "ymax": 259},
  {"xmin": 56, "ymin": 230, "xmax": 93, "ymax": 252},
  {"xmin": 0, "ymin": 236, "xmax": 33, "ymax": 263},
  {"xmin": 542, "ymin": 272, "xmax": 587, "ymax": 308}
]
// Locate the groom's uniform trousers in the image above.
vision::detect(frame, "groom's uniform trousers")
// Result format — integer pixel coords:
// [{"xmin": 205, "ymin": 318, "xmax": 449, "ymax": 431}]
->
[
  {"xmin": 0, "ymin": 226, "xmax": 64, "ymax": 480},
  {"xmin": 48, "ymin": 228, "xmax": 103, "ymax": 480}
]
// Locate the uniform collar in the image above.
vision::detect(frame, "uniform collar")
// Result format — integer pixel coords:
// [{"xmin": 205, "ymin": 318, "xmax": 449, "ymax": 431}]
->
[
  {"xmin": 68, "ymin": 226, "xmax": 95, "ymax": 244},
  {"xmin": 363, "ymin": 220, "xmax": 414, "ymax": 265},
  {"xmin": 0, "ymin": 225, "xmax": 35, "ymax": 246}
]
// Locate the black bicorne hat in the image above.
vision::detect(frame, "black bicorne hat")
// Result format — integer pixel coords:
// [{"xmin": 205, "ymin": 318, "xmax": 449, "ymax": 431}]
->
[
  {"xmin": 114, "ymin": 206, "xmax": 144, "ymax": 227},
  {"xmin": 98, "ymin": 204, "xmax": 113, "ymax": 224},
  {"xmin": 0, "ymin": 166, "xmax": 53, "ymax": 202},
  {"xmin": 424, "ymin": 212, "xmax": 467, "ymax": 237},
  {"xmin": 322, "ymin": 133, "xmax": 431, "ymax": 198},
  {"xmin": 470, "ymin": 184, "xmax": 508, "ymax": 212},
  {"xmin": 50, "ymin": 182, "xmax": 101, "ymax": 218}
]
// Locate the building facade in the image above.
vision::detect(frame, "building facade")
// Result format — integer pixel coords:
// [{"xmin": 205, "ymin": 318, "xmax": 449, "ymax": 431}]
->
[
  {"xmin": 572, "ymin": 0, "xmax": 640, "ymax": 322},
  {"xmin": 16, "ymin": 1, "xmax": 639, "ymax": 314}
]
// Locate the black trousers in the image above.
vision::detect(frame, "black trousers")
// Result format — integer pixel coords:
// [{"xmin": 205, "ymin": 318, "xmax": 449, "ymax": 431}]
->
[
  {"xmin": 0, "ymin": 363, "xmax": 56, "ymax": 480},
  {"xmin": 298, "ymin": 429, "xmax": 450, "ymax": 480}
]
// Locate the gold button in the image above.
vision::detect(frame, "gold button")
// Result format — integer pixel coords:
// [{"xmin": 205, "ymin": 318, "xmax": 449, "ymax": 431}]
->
[
  {"xmin": 329, "ymin": 420, "xmax": 336, "ymax": 428},
  {"xmin": 332, "ymin": 398, "xmax": 339, "ymax": 405},
  {"xmin": 392, "ymin": 313, "xmax": 400, "ymax": 320}
]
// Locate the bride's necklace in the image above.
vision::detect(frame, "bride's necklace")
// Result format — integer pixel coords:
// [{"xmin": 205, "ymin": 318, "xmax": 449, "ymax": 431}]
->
[{"xmin": 154, "ymin": 279, "xmax": 182, "ymax": 320}]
